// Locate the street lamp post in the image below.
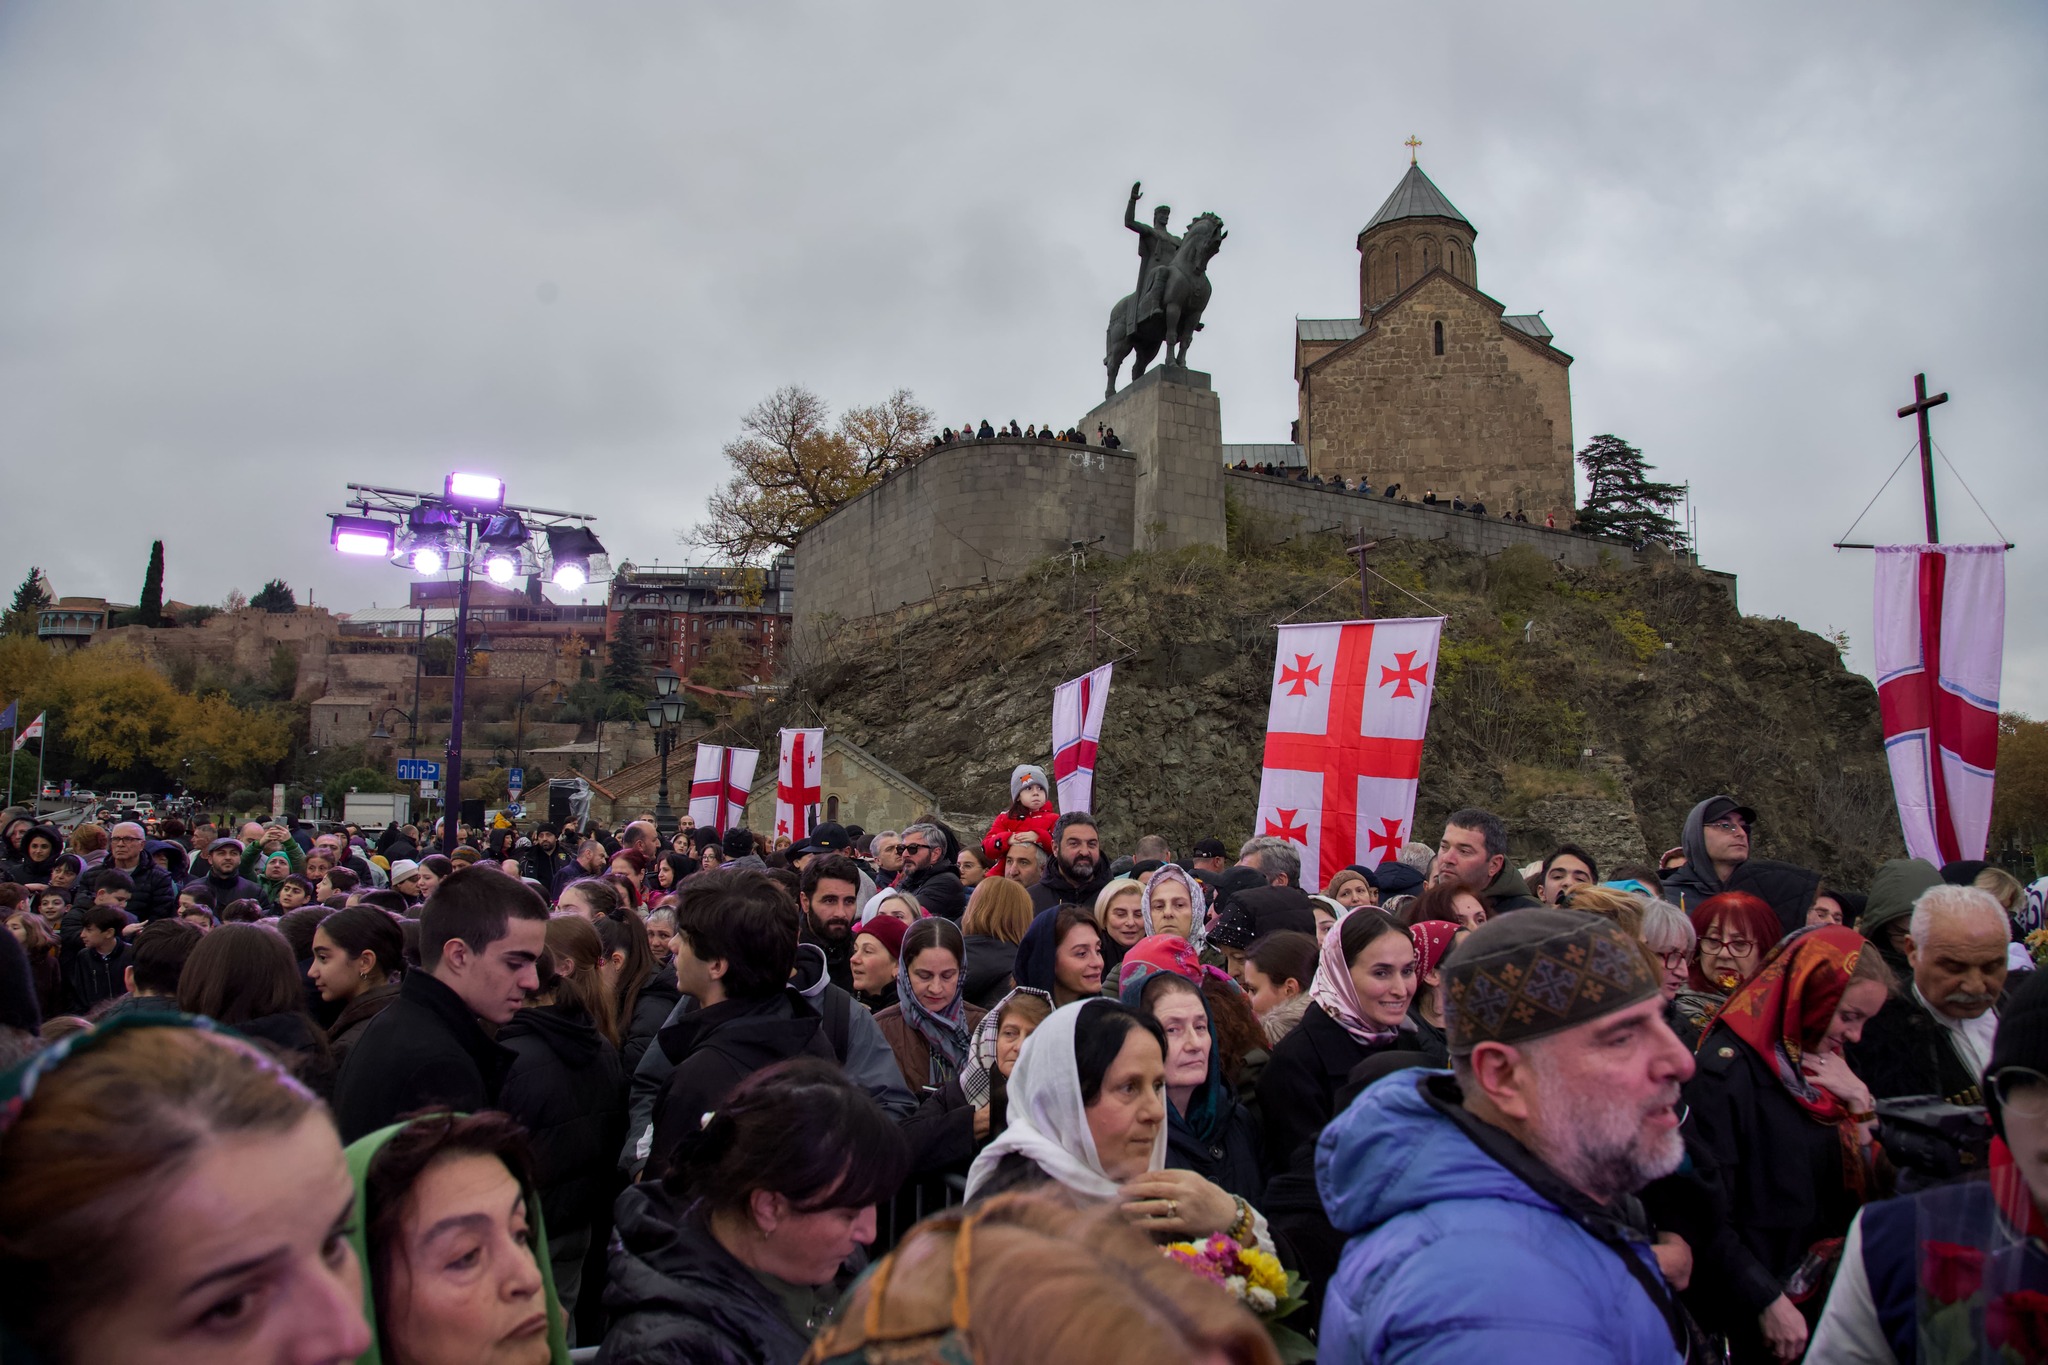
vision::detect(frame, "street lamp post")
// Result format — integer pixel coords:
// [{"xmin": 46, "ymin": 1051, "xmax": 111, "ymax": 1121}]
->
[{"xmin": 647, "ymin": 668, "xmax": 685, "ymax": 840}]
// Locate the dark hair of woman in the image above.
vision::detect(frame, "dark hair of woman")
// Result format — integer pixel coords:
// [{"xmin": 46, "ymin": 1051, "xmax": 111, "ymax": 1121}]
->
[
  {"xmin": 1400, "ymin": 882, "xmax": 1468, "ymax": 929},
  {"xmin": 317, "ymin": 906, "xmax": 404, "ymax": 980},
  {"xmin": 275, "ymin": 905, "xmax": 329, "ymax": 962},
  {"xmin": 667, "ymin": 1056, "xmax": 910, "ymax": 1213},
  {"xmin": 593, "ymin": 911, "xmax": 655, "ymax": 1029},
  {"xmin": 1201, "ymin": 976, "xmax": 1267, "ymax": 1088},
  {"xmin": 601, "ymin": 871, "xmax": 642, "ymax": 912},
  {"xmin": 177, "ymin": 924, "xmax": 311, "ymax": 1025},
  {"xmin": 362, "ymin": 1112, "xmax": 539, "ymax": 1349},
  {"xmin": 1246, "ymin": 930, "xmax": 1319, "ymax": 994},
  {"xmin": 419, "ymin": 853, "xmax": 454, "ymax": 878},
  {"xmin": 561, "ymin": 876, "xmax": 625, "ymax": 920},
  {"xmin": 658, "ymin": 851, "xmax": 698, "ymax": 891},
  {"xmin": 356, "ymin": 887, "xmax": 413, "ymax": 918},
  {"xmin": 1054, "ymin": 905, "xmax": 1104, "ymax": 955},
  {"xmin": 902, "ymin": 915, "xmax": 966, "ymax": 969},
  {"xmin": 1339, "ymin": 906, "xmax": 1404, "ymax": 965},
  {"xmin": 221, "ymin": 898, "xmax": 265, "ymax": 923},
  {"xmin": 1072, "ymin": 1000, "xmax": 1167, "ymax": 1106}
]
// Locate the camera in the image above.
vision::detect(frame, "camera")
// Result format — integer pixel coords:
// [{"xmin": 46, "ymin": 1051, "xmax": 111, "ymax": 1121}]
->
[{"xmin": 1874, "ymin": 1095, "xmax": 1993, "ymax": 1187}]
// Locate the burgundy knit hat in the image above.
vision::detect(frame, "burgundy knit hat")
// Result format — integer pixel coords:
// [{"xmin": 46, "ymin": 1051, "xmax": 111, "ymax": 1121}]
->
[{"xmin": 857, "ymin": 914, "xmax": 910, "ymax": 960}]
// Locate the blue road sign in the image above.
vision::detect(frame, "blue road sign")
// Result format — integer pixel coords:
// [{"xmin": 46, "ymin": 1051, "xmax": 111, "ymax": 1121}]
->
[
  {"xmin": 508, "ymin": 767, "xmax": 524, "ymax": 795},
  {"xmin": 396, "ymin": 758, "xmax": 443, "ymax": 783}
]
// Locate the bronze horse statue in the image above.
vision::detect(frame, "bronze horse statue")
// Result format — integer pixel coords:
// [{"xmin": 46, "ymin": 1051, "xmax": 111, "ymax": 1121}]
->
[{"xmin": 1104, "ymin": 211, "xmax": 1226, "ymax": 399}]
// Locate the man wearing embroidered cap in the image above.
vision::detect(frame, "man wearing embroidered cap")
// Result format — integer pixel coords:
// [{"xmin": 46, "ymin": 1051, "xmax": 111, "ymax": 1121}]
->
[{"xmin": 1317, "ymin": 909, "xmax": 1697, "ymax": 1363}]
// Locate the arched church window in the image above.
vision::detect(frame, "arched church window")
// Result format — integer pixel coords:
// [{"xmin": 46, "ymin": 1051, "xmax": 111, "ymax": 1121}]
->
[
  {"xmin": 1421, "ymin": 239, "xmax": 1434, "ymax": 273},
  {"xmin": 1393, "ymin": 250, "xmax": 1403, "ymax": 294},
  {"xmin": 1444, "ymin": 240, "xmax": 1459, "ymax": 278},
  {"xmin": 826, "ymin": 795, "xmax": 839, "ymax": 821},
  {"xmin": 1434, "ymin": 321, "xmax": 1445, "ymax": 356}
]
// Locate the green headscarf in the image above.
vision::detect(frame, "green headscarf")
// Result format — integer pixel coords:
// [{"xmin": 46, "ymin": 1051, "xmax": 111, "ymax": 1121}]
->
[{"xmin": 343, "ymin": 1118, "xmax": 571, "ymax": 1365}]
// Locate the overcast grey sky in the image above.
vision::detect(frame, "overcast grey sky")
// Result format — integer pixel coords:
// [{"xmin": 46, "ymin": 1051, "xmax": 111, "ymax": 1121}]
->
[{"xmin": 1, "ymin": 2, "xmax": 2041, "ymax": 710}]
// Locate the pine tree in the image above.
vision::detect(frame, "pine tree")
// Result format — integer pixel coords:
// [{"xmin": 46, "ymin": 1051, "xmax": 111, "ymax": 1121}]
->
[
  {"xmin": 603, "ymin": 608, "xmax": 650, "ymax": 698},
  {"xmin": 1575, "ymin": 435, "xmax": 1689, "ymax": 548},
  {"xmin": 138, "ymin": 541, "xmax": 165, "ymax": 626},
  {"xmin": 250, "ymin": 579, "xmax": 296, "ymax": 613},
  {"xmin": 2, "ymin": 567, "xmax": 51, "ymax": 636}
]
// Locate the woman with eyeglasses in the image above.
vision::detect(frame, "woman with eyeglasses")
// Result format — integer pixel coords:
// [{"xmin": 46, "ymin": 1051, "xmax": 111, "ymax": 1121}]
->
[
  {"xmin": 1673, "ymin": 891, "xmax": 1784, "ymax": 1040},
  {"xmin": 1682, "ymin": 926, "xmax": 1894, "ymax": 1363}
]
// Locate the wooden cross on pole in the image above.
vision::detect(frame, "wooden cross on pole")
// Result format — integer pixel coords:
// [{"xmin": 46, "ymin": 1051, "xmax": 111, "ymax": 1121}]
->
[
  {"xmin": 1897, "ymin": 372, "xmax": 1949, "ymax": 545},
  {"xmin": 1347, "ymin": 536, "xmax": 1379, "ymax": 618},
  {"xmin": 1404, "ymin": 135, "xmax": 1422, "ymax": 165}
]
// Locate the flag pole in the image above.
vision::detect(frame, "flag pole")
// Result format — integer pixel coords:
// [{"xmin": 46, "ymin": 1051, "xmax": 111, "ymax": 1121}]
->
[{"xmin": 30, "ymin": 720, "xmax": 46, "ymax": 818}]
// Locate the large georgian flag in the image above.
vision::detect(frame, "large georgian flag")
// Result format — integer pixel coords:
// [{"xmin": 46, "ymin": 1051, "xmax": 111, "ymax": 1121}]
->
[
  {"xmin": 775, "ymin": 728, "xmax": 824, "ymax": 843},
  {"xmin": 689, "ymin": 743, "xmax": 759, "ymax": 835},
  {"xmin": 1255, "ymin": 617, "xmax": 1443, "ymax": 887},
  {"xmin": 1052, "ymin": 663, "xmax": 1113, "ymax": 815},
  {"xmin": 1875, "ymin": 545, "xmax": 2004, "ymax": 865}
]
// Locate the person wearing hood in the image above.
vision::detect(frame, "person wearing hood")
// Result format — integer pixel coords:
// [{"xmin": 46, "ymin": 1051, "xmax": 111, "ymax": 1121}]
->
[
  {"xmin": 1811, "ymin": 963, "xmax": 2048, "ymax": 1362},
  {"xmin": 1663, "ymin": 794, "xmax": 1757, "ymax": 911},
  {"xmin": 147, "ymin": 836, "xmax": 191, "ymax": 885},
  {"xmin": 0, "ymin": 810, "xmax": 34, "ymax": 869},
  {"xmin": 1855, "ymin": 856, "xmax": 1945, "ymax": 982},
  {"xmin": 1014, "ymin": 904, "xmax": 1107, "ymax": 1005},
  {"xmin": 981, "ymin": 764, "xmax": 1060, "ymax": 869},
  {"xmin": 1140, "ymin": 863, "xmax": 1210, "ymax": 951},
  {"xmin": 1432, "ymin": 808, "xmax": 1542, "ymax": 915},
  {"xmin": 1258, "ymin": 907, "xmax": 1418, "ymax": 1172},
  {"xmin": 1317, "ymin": 909, "xmax": 1696, "ymax": 1364},
  {"xmin": 5, "ymin": 822, "xmax": 62, "ymax": 884},
  {"xmin": 957, "ymin": 873, "xmax": 1031, "ymax": 1007},
  {"xmin": 1028, "ymin": 812, "xmax": 1112, "ymax": 913},
  {"xmin": 495, "ymin": 918, "xmax": 625, "ymax": 1332},
  {"xmin": 873, "ymin": 916, "xmax": 987, "ymax": 1093},
  {"xmin": 601, "ymin": 1058, "xmax": 909, "ymax": 1365},
  {"xmin": 347, "ymin": 1109, "xmax": 571, "ymax": 1365},
  {"xmin": 897, "ymin": 821, "xmax": 969, "ymax": 921},
  {"xmin": 333, "ymin": 867, "xmax": 548, "ymax": 1143},
  {"xmin": 1682, "ymin": 926, "xmax": 1894, "ymax": 1360},
  {"xmin": 1120, "ymin": 936, "xmax": 1268, "ymax": 1203},
  {"xmin": 644, "ymin": 868, "xmax": 841, "ymax": 1183}
]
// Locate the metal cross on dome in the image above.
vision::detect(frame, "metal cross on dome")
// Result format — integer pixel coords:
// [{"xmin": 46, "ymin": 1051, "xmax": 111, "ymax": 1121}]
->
[{"xmin": 1404, "ymin": 134, "xmax": 1422, "ymax": 165}]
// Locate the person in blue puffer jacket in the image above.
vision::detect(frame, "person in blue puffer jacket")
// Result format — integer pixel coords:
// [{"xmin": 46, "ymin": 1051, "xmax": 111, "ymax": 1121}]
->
[{"xmin": 1316, "ymin": 909, "xmax": 1700, "ymax": 1364}]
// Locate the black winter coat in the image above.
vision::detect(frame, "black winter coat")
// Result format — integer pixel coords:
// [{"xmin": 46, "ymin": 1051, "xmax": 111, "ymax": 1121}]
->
[
  {"xmin": 1682, "ymin": 1020, "xmax": 1867, "ymax": 1329},
  {"xmin": 1845, "ymin": 991, "xmax": 1988, "ymax": 1106},
  {"xmin": 622, "ymin": 968, "xmax": 683, "ymax": 1081},
  {"xmin": 901, "ymin": 863, "xmax": 967, "ymax": 921},
  {"xmin": 185, "ymin": 870, "xmax": 264, "ymax": 909},
  {"xmin": 1256, "ymin": 1002, "xmax": 1403, "ymax": 1173},
  {"xmin": 961, "ymin": 934, "xmax": 1014, "ymax": 1009},
  {"xmin": 1166, "ymin": 1094, "xmax": 1265, "ymax": 1203},
  {"xmin": 331, "ymin": 970, "xmax": 515, "ymax": 1143},
  {"xmin": 73, "ymin": 859, "xmax": 178, "ymax": 922},
  {"xmin": 497, "ymin": 1003, "xmax": 625, "ymax": 1239},
  {"xmin": 521, "ymin": 842, "xmax": 566, "ymax": 887},
  {"xmin": 235, "ymin": 1010, "xmax": 336, "ymax": 1097},
  {"xmin": 644, "ymin": 989, "xmax": 835, "ymax": 1183},
  {"xmin": 327, "ymin": 980, "xmax": 402, "ymax": 1072},
  {"xmin": 64, "ymin": 942, "xmax": 131, "ymax": 1013},
  {"xmin": 598, "ymin": 1186, "xmax": 856, "ymax": 1365},
  {"xmin": 1028, "ymin": 859, "xmax": 1111, "ymax": 914}
]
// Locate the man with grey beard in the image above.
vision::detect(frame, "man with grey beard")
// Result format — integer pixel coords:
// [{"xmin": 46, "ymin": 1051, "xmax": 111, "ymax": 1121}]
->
[
  {"xmin": 1316, "ymin": 909, "xmax": 1695, "ymax": 1363},
  {"xmin": 1849, "ymin": 882, "xmax": 2012, "ymax": 1107}
]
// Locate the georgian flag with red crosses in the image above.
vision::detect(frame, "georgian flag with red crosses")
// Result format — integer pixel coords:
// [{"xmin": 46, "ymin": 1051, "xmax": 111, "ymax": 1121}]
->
[
  {"xmin": 1254, "ymin": 617, "xmax": 1444, "ymax": 888},
  {"xmin": 775, "ymin": 728, "xmax": 825, "ymax": 844}
]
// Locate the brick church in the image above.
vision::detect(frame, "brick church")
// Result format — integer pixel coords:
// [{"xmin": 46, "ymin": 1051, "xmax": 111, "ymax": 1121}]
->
[{"xmin": 1289, "ymin": 158, "xmax": 1575, "ymax": 522}]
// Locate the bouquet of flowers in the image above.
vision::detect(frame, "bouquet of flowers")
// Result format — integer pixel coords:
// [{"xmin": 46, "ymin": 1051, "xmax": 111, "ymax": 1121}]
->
[
  {"xmin": 2026, "ymin": 929, "xmax": 2048, "ymax": 967},
  {"xmin": 1164, "ymin": 1234, "xmax": 1313, "ymax": 1362}
]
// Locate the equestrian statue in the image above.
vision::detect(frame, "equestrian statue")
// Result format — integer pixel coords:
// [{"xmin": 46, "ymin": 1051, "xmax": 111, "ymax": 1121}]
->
[{"xmin": 1104, "ymin": 181, "xmax": 1226, "ymax": 399}]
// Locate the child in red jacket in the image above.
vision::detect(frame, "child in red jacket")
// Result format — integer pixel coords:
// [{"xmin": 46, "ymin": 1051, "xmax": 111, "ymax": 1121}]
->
[{"xmin": 981, "ymin": 764, "xmax": 1058, "ymax": 868}]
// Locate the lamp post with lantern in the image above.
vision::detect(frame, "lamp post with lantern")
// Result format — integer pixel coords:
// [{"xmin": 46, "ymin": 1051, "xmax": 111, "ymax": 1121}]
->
[{"xmin": 647, "ymin": 668, "xmax": 686, "ymax": 841}]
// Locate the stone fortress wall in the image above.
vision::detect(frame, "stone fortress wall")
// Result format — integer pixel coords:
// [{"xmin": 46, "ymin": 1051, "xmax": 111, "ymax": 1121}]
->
[{"xmin": 792, "ymin": 366, "xmax": 1727, "ymax": 638}]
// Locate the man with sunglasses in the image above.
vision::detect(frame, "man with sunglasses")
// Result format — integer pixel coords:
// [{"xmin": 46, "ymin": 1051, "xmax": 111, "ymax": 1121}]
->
[
  {"xmin": 1663, "ymin": 794, "xmax": 1756, "ymax": 912},
  {"xmin": 1812, "ymin": 965, "xmax": 2048, "ymax": 1361},
  {"xmin": 895, "ymin": 821, "xmax": 967, "ymax": 921}
]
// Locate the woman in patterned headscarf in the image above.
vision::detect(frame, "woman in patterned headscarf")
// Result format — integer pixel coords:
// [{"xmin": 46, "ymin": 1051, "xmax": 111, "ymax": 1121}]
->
[{"xmin": 1682, "ymin": 925, "xmax": 1894, "ymax": 1363}]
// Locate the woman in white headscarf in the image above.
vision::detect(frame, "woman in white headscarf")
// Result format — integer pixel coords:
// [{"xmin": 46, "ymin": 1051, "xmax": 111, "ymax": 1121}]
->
[
  {"xmin": 965, "ymin": 998, "xmax": 1271, "ymax": 1251},
  {"xmin": 859, "ymin": 887, "xmax": 926, "ymax": 929}
]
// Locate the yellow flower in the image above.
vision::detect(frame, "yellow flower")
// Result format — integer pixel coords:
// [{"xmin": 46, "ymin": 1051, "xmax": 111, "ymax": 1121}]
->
[{"xmin": 1242, "ymin": 1248, "xmax": 1287, "ymax": 1296}]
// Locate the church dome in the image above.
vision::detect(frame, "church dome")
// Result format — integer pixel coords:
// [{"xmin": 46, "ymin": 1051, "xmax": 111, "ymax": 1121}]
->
[{"xmin": 1357, "ymin": 162, "xmax": 1477, "ymax": 314}]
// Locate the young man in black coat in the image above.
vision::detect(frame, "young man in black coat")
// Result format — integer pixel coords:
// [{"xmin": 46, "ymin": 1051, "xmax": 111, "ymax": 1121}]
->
[
  {"xmin": 64, "ymin": 904, "xmax": 133, "ymax": 1013},
  {"xmin": 642, "ymin": 867, "xmax": 837, "ymax": 1182},
  {"xmin": 331, "ymin": 865, "xmax": 548, "ymax": 1142}
]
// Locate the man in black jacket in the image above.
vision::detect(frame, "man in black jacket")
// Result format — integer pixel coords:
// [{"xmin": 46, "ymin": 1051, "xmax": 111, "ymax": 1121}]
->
[
  {"xmin": 65, "ymin": 904, "xmax": 134, "ymax": 1012},
  {"xmin": 521, "ymin": 824, "xmax": 567, "ymax": 888},
  {"xmin": 74, "ymin": 822, "xmax": 177, "ymax": 922},
  {"xmin": 332, "ymin": 865, "xmax": 548, "ymax": 1142},
  {"xmin": 1847, "ymin": 882, "xmax": 2010, "ymax": 1107},
  {"xmin": 187, "ymin": 837, "xmax": 264, "ymax": 907},
  {"xmin": 1028, "ymin": 812, "xmax": 1113, "ymax": 913},
  {"xmin": 644, "ymin": 867, "xmax": 836, "ymax": 1181},
  {"xmin": 896, "ymin": 822, "xmax": 967, "ymax": 921}
]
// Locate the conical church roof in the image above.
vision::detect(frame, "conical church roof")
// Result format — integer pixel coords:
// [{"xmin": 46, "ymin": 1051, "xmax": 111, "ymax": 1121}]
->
[{"xmin": 1362, "ymin": 163, "xmax": 1471, "ymax": 234}]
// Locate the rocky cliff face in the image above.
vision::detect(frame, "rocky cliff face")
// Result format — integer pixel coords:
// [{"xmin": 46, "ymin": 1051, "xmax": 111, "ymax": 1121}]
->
[{"xmin": 760, "ymin": 528, "xmax": 1901, "ymax": 891}]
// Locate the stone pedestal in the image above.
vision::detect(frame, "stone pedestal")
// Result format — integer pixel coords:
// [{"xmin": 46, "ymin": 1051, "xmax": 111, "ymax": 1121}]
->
[{"xmin": 1083, "ymin": 366, "xmax": 1226, "ymax": 554}]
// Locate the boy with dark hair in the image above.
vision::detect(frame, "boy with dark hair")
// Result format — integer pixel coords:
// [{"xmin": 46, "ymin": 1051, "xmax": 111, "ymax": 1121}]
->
[
  {"xmin": 90, "ymin": 869, "xmax": 135, "ymax": 912},
  {"xmin": 65, "ymin": 904, "xmax": 133, "ymax": 1012},
  {"xmin": 102, "ymin": 919, "xmax": 204, "ymax": 1017},
  {"xmin": 318, "ymin": 865, "xmax": 359, "ymax": 898},
  {"xmin": 331, "ymin": 865, "xmax": 548, "ymax": 1141},
  {"xmin": 644, "ymin": 867, "xmax": 836, "ymax": 1181}
]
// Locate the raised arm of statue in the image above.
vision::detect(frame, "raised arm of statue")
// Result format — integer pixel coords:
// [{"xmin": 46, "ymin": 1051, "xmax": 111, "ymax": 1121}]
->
[{"xmin": 1125, "ymin": 181, "xmax": 1147, "ymax": 235}]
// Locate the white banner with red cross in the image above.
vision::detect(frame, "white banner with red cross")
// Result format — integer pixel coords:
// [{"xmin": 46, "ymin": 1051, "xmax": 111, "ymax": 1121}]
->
[
  {"xmin": 1874, "ymin": 545, "xmax": 2004, "ymax": 865},
  {"xmin": 1255, "ymin": 617, "xmax": 1443, "ymax": 887},
  {"xmin": 1052, "ymin": 662, "xmax": 1113, "ymax": 815},
  {"xmin": 689, "ymin": 743, "xmax": 758, "ymax": 835},
  {"xmin": 775, "ymin": 727, "xmax": 824, "ymax": 844}
]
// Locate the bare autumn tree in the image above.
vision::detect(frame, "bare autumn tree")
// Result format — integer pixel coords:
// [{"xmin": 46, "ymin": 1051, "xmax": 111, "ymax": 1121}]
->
[{"xmin": 689, "ymin": 386, "xmax": 933, "ymax": 563}]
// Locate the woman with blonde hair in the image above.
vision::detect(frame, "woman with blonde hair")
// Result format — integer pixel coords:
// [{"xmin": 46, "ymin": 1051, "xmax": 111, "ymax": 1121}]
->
[
  {"xmin": 961, "ymin": 875, "xmax": 1035, "ymax": 1008},
  {"xmin": 1093, "ymin": 875, "xmax": 1147, "ymax": 988}
]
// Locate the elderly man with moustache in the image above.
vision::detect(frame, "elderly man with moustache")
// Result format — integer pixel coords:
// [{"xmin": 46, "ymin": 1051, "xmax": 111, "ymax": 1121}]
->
[{"xmin": 1849, "ymin": 882, "xmax": 2012, "ymax": 1106}]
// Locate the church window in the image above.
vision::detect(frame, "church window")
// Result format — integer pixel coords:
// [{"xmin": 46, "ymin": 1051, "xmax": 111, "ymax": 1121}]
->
[
  {"xmin": 1434, "ymin": 321, "xmax": 1445, "ymax": 356},
  {"xmin": 826, "ymin": 795, "xmax": 839, "ymax": 821},
  {"xmin": 1393, "ymin": 251, "xmax": 1403, "ymax": 294},
  {"xmin": 1421, "ymin": 239, "xmax": 1435, "ymax": 273}
]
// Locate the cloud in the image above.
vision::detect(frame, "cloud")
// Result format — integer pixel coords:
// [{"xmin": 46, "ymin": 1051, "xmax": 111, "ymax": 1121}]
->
[{"xmin": 0, "ymin": 0, "xmax": 2041, "ymax": 709}]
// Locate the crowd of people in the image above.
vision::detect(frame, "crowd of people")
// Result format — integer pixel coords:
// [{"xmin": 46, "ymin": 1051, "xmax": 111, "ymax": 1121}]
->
[
  {"xmin": 1, "ymin": 770, "xmax": 2045, "ymax": 1363},
  {"xmin": 932, "ymin": 419, "xmax": 1122, "ymax": 448}
]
